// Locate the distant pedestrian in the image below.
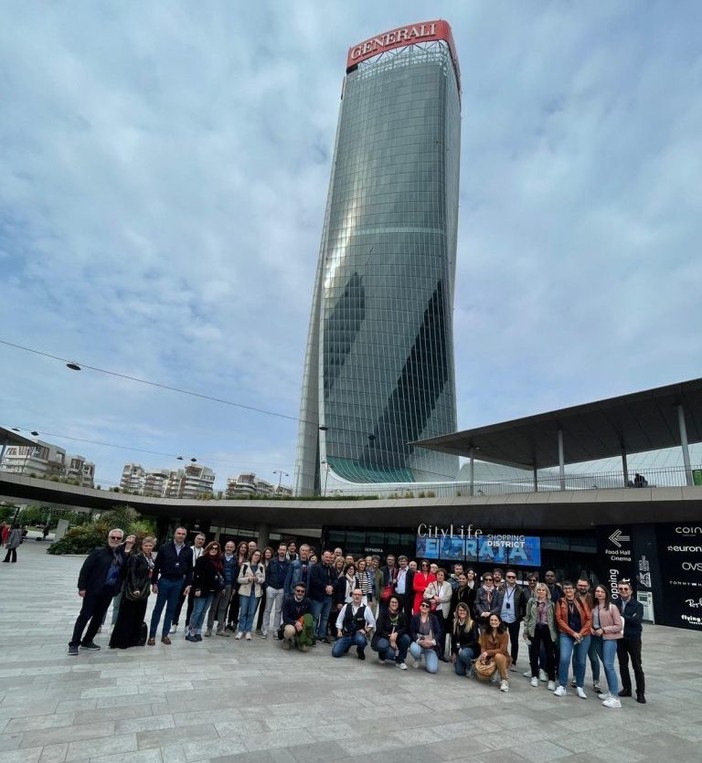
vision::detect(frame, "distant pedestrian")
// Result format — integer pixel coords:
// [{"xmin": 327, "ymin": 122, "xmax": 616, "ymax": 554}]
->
[
  {"xmin": 3, "ymin": 525, "xmax": 23, "ymax": 563},
  {"xmin": 67, "ymin": 529, "xmax": 135, "ymax": 654}
]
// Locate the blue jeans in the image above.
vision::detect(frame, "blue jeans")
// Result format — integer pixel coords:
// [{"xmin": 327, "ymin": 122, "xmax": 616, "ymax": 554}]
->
[
  {"xmin": 149, "ymin": 578, "xmax": 185, "ymax": 639},
  {"xmin": 592, "ymin": 636, "xmax": 619, "ymax": 695},
  {"xmin": 372, "ymin": 634, "xmax": 411, "ymax": 663},
  {"xmin": 309, "ymin": 597, "xmax": 333, "ymax": 639},
  {"xmin": 454, "ymin": 646, "xmax": 477, "ymax": 676},
  {"xmin": 409, "ymin": 642, "xmax": 439, "ymax": 674},
  {"xmin": 332, "ymin": 631, "xmax": 368, "ymax": 657},
  {"xmin": 189, "ymin": 593, "xmax": 215, "ymax": 634},
  {"xmin": 237, "ymin": 591, "xmax": 258, "ymax": 633},
  {"xmin": 586, "ymin": 636, "xmax": 601, "ymax": 682},
  {"xmin": 558, "ymin": 633, "xmax": 591, "ymax": 688}
]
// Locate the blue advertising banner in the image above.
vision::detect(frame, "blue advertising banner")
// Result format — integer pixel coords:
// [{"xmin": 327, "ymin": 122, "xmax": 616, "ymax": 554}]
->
[{"xmin": 416, "ymin": 534, "xmax": 541, "ymax": 567}]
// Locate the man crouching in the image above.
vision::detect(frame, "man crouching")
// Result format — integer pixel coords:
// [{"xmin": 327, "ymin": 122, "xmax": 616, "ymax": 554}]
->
[
  {"xmin": 332, "ymin": 588, "xmax": 376, "ymax": 660},
  {"xmin": 281, "ymin": 584, "xmax": 315, "ymax": 651}
]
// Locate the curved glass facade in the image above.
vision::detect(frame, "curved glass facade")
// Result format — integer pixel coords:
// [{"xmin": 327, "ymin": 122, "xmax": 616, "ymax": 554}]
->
[{"xmin": 296, "ymin": 35, "xmax": 461, "ymax": 495}]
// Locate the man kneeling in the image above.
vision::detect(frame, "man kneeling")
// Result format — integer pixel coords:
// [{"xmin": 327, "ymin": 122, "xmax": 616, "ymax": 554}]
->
[
  {"xmin": 332, "ymin": 588, "xmax": 376, "ymax": 660},
  {"xmin": 281, "ymin": 584, "xmax": 315, "ymax": 651}
]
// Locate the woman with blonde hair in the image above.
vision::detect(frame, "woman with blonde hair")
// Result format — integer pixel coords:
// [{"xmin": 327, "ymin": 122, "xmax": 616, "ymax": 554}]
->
[
  {"xmin": 450, "ymin": 602, "xmax": 480, "ymax": 676},
  {"xmin": 523, "ymin": 582, "xmax": 557, "ymax": 690},
  {"xmin": 423, "ymin": 567, "xmax": 453, "ymax": 659}
]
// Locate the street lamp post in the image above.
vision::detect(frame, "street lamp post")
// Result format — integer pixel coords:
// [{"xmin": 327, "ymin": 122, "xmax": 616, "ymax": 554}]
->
[{"xmin": 273, "ymin": 470, "xmax": 289, "ymax": 493}]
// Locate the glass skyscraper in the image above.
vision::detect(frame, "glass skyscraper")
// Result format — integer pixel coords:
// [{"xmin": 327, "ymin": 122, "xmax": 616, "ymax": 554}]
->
[{"xmin": 295, "ymin": 21, "xmax": 461, "ymax": 495}]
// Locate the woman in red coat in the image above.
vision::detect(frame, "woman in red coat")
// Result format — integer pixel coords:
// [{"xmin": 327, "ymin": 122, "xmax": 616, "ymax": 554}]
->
[{"xmin": 412, "ymin": 560, "xmax": 436, "ymax": 615}]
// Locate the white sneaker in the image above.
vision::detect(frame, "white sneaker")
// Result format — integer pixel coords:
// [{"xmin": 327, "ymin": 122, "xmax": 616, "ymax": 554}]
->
[
  {"xmin": 570, "ymin": 678, "xmax": 577, "ymax": 687},
  {"xmin": 553, "ymin": 685, "xmax": 567, "ymax": 697},
  {"xmin": 599, "ymin": 692, "xmax": 611, "ymax": 701},
  {"xmin": 396, "ymin": 662, "xmax": 408, "ymax": 670},
  {"xmin": 602, "ymin": 697, "xmax": 622, "ymax": 708},
  {"xmin": 261, "ymin": 632, "xmax": 268, "ymax": 639},
  {"xmin": 171, "ymin": 625, "xmax": 178, "ymax": 634},
  {"xmin": 547, "ymin": 681, "xmax": 556, "ymax": 691},
  {"xmin": 245, "ymin": 632, "xmax": 252, "ymax": 640},
  {"xmin": 234, "ymin": 632, "xmax": 243, "ymax": 640},
  {"xmin": 576, "ymin": 686, "xmax": 587, "ymax": 699},
  {"xmin": 500, "ymin": 680, "xmax": 509, "ymax": 692},
  {"xmin": 523, "ymin": 669, "xmax": 532, "ymax": 678},
  {"xmin": 593, "ymin": 682, "xmax": 603, "ymax": 693},
  {"xmin": 530, "ymin": 676, "xmax": 539, "ymax": 687},
  {"xmin": 539, "ymin": 669, "xmax": 548, "ymax": 682}
]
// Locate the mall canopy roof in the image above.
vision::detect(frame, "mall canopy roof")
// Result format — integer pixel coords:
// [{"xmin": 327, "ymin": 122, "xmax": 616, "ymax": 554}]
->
[{"xmin": 413, "ymin": 378, "xmax": 702, "ymax": 470}]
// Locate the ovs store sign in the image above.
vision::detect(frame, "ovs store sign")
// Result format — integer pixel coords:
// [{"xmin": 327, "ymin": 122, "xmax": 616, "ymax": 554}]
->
[{"xmin": 657, "ymin": 525, "xmax": 702, "ymax": 631}]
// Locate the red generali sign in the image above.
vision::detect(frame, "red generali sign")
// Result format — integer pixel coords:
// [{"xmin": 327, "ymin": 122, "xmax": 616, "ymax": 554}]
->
[{"xmin": 347, "ymin": 19, "xmax": 456, "ymax": 71}]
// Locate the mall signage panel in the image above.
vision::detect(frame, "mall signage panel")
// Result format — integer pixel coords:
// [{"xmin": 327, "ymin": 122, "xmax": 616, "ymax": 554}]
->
[
  {"xmin": 656, "ymin": 524, "xmax": 702, "ymax": 631},
  {"xmin": 594, "ymin": 525, "xmax": 635, "ymax": 604},
  {"xmin": 416, "ymin": 524, "xmax": 541, "ymax": 567}
]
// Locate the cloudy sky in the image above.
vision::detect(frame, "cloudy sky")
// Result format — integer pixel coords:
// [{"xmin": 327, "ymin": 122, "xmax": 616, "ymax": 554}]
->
[{"xmin": 1, "ymin": 1, "xmax": 701, "ymax": 490}]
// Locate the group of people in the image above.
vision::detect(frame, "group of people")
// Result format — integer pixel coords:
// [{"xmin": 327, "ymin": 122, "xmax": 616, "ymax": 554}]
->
[{"xmin": 67, "ymin": 531, "xmax": 647, "ymax": 710}]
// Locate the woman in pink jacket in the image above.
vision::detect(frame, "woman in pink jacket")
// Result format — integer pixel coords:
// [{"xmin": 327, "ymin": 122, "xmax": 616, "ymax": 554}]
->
[{"xmin": 590, "ymin": 584, "xmax": 624, "ymax": 708}]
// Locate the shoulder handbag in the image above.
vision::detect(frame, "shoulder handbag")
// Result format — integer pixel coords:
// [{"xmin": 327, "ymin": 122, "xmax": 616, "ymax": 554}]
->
[
  {"xmin": 380, "ymin": 583, "xmax": 394, "ymax": 602},
  {"xmin": 473, "ymin": 657, "xmax": 497, "ymax": 681},
  {"xmin": 124, "ymin": 580, "xmax": 151, "ymax": 601}
]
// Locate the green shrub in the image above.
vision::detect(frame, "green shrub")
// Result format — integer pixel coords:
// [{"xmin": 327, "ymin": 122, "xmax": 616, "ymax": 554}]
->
[{"xmin": 47, "ymin": 505, "xmax": 155, "ymax": 555}]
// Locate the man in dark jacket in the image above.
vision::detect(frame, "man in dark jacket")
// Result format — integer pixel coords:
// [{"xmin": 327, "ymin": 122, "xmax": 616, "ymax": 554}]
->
[
  {"xmin": 281, "ymin": 583, "xmax": 314, "ymax": 651},
  {"xmin": 308, "ymin": 550, "xmax": 335, "ymax": 643},
  {"xmin": 148, "ymin": 527, "xmax": 193, "ymax": 646},
  {"xmin": 261, "ymin": 542, "xmax": 289, "ymax": 638},
  {"xmin": 68, "ymin": 528, "xmax": 135, "ymax": 655},
  {"xmin": 496, "ymin": 568, "xmax": 527, "ymax": 668},
  {"xmin": 616, "ymin": 578, "xmax": 646, "ymax": 703}
]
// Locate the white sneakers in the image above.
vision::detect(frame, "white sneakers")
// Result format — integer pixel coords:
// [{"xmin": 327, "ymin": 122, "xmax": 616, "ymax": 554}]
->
[
  {"xmin": 530, "ymin": 677, "xmax": 539, "ymax": 687},
  {"xmin": 523, "ymin": 669, "xmax": 532, "ymax": 678},
  {"xmin": 396, "ymin": 662, "xmax": 408, "ymax": 670},
  {"xmin": 245, "ymin": 632, "xmax": 252, "ymax": 640},
  {"xmin": 500, "ymin": 680, "xmax": 509, "ymax": 692},
  {"xmin": 539, "ymin": 669, "xmax": 548, "ymax": 682},
  {"xmin": 234, "ymin": 632, "xmax": 243, "ymax": 640},
  {"xmin": 553, "ymin": 685, "xmax": 567, "ymax": 696},
  {"xmin": 602, "ymin": 697, "xmax": 622, "ymax": 708},
  {"xmin": 547, "ymin": 681, "xmax": 556, "ymax": 691},
  {"xmin": 576, "ymin": 687, "xmax": 587, "ymax": 699}
]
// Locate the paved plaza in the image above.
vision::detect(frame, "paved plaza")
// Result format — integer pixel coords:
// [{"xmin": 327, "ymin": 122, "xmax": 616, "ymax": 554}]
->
[{"xmin": 1, "ymin": 541, "xmax": 702, "ymax": 763}]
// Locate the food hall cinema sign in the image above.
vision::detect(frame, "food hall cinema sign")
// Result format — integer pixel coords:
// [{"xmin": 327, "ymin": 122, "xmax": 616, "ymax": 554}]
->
[{"xmin": 347, "ymin": 20, "xmax": 455, "ymax": 70}]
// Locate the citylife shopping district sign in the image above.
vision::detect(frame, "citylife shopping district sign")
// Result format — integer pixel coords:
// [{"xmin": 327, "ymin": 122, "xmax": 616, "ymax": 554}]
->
[{"xmin": 416, "ymin": 523, "xmax": 541, "ymax": 567}]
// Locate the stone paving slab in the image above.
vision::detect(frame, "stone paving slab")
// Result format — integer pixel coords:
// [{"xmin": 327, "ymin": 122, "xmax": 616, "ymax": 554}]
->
[{"xmin": 1, "ymin": 541, "xmax": 701, "ymax": 762}]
